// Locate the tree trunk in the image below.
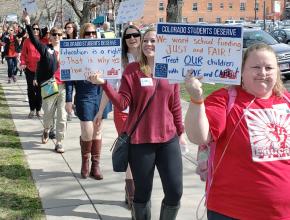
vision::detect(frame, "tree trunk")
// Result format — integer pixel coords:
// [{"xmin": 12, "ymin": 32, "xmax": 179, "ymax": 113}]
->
[{"xmin": 166, "ymin": 0, "xmax": 178, "ymax": 22}]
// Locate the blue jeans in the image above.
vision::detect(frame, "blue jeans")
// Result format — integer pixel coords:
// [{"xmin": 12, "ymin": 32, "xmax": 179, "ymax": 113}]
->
[
  {"xmin": 207, "ymin": 210, "xmax": 238, "ymax": 220},
  {"xmin": 6, "ymin": 57, "xmax": 17, "ymax": 78}
]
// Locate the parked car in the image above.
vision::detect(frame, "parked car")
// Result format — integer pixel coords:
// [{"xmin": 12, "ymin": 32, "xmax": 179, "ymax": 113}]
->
[
  {"xmin": 270, "ymin": 29, "xmax": 290, "ymax": 44},
  {"xmin": 243, "ymin": 28, "xmax": 290, "ymax": 80}
]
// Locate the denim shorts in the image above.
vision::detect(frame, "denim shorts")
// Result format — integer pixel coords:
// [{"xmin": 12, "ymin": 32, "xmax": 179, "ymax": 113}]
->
[{"xmin": 75, "ymin": 95, "xmax": 112, "ymax": 121}]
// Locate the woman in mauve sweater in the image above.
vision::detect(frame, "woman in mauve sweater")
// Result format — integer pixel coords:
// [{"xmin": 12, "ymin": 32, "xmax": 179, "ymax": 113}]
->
[{"xmin": 89, "ymin": 28, "xmax": 184, "ymax": 220}]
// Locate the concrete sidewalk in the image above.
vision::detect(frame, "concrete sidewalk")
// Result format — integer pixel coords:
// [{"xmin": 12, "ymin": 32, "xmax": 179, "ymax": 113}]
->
[{"xmin": 0, "ymin": 64, "xmax": 206, "ymax": 220}]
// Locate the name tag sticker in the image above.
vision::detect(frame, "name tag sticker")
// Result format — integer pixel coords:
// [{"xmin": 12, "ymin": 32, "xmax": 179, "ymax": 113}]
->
[{"xmin": 140, "ymin": 78, "xmax": 153, "ymax": 87}]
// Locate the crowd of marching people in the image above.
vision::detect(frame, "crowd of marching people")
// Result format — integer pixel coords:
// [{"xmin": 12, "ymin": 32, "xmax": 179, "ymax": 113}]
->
[{"xmin": 0, "ymin": 9, "xmax": 289, "ymax": 220}]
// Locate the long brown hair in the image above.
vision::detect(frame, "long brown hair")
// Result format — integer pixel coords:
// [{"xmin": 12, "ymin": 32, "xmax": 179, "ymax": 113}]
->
[
  {"xmin": 64, "ymin": 21, "xmax": 78, "ymax": 39},
  {"xmin": 242, "ymin": 43, "xmax": 286, "ymax": 97},
  {"xmin": 139, "ymin": 27, "xmax": 156, "ymax": 75},
  {"xmin": 121, "ymin": 25, "xmax": 141, "ymax": 68}
]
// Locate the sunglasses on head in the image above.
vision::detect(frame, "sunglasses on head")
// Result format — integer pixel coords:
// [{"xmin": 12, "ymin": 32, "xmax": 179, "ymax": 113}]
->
[
  {"xmin": 84, "ymin": 31, "xmax": 96, "ymax": 36},
  {"xmin": 32, "ymin": 27, "xmax": 39, "ymax": 31},
  {"xmin": 51, "ymin": 33, "xmax": 62, "ymax": 37},
  {"xmin": 124, "ymin": 33, "xmax": 140, "ymax": 39}
]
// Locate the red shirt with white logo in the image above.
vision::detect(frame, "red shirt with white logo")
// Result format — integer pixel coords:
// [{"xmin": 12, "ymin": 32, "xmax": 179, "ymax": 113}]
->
[{"xmin": 205, "ymin": 87, "xmax": 290, "ymax": 220}]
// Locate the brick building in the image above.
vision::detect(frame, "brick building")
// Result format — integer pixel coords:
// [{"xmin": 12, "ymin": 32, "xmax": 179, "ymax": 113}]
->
[{"xmin": 137, "ymin": 0, "xmax": 286, "ymax": 25}]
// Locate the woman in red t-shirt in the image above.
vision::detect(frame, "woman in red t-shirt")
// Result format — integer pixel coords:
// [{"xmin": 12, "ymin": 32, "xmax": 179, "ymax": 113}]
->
[{"xmin": 185, "ymin": 44, "xmax": 290, "ymax": 220}]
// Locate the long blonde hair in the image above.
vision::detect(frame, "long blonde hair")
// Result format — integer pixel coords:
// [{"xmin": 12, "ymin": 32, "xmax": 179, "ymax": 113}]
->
[
  {"xmin": 242, "ymin": 43, "xmax": 286, "ymax": 97},
  {"xmin": 139, "ymin": 27, "xmax": 156, "ymax": 75}
]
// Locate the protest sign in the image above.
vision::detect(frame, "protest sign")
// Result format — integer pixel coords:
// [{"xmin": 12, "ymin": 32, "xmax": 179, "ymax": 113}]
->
[
  {"xmin": 21, "ymin": 0, "xmax": 38, "ymax": 14},
  {"xmin": 116, "ymin": 0, "xmax": 145, "ymax": 24},
  {"xmin": 60, "ymin": 39, "xmax": 122, "ymax": 81},
  {"xmin": 154, "ymin": 23, "xmax": 243, "ymax": 85}
]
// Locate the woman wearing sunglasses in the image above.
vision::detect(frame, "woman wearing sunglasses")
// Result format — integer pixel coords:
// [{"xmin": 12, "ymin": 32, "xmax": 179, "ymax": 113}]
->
[
  {"xmin": 20, "ymin": 23, "xmax": 42, "ymax": 118},
  {"xmin": 88, "ymin": 28, "xmax": 184, "ymax": 220},
  {"xmin": 114, "ymin": 24, "xmax": 141, "ymax": 209},
  {"xmin": 22, "ymin": 11, "xmax": 67, "ymax": 153},
  {"xmin": 65, "ymin": 23, "xmax": 112, "ymax": 180}
]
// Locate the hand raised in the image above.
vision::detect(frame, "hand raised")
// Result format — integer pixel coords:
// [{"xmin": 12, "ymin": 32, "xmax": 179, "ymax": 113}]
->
[{"xmin": 184, "ymin": 69, "xmax": 204, "ymax": 101}]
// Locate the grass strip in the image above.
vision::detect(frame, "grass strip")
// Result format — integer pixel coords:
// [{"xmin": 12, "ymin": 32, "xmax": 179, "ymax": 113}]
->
[{"xmin": 0, "ymin": 84, "xmax": 44, "ymax": 220}]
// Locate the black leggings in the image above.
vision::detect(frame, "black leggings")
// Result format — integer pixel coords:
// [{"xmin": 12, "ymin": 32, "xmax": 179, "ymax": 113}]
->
[
  {"xmin": 24, "ymin": 68, "xmax": 42, "ymax": 111},
  {"xmin": 129, "ymin": 135, "xmax": 183, "ymax": 206}
]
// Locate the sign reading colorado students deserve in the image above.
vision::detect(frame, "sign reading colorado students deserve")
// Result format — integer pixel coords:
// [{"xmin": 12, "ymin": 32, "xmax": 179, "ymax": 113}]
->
[
  {"xmin": 154, "ymin": 23, "xmax": 243, "ymax": 85},
  {"xmin": 60, "ymin": 38, "xmax": 122, "ymax": 81}
]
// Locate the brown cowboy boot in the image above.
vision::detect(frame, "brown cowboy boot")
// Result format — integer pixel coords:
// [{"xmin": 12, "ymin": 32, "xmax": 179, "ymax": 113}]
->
[
  {"xmin": 90, "ymin": 139, "xmax": 103, "ymax": 180},
  {"xmin": 80, "ymin": 137, "xmax": 92, "ymax": 178}
]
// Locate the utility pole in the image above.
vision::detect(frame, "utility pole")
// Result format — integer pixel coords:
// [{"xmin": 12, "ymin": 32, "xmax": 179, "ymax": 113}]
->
[
  {"xmin": 263, "ymin": 1, "xmax": 266, "ymax": 30},
  {"xmin": 254, "ymin": 0, "xmax": 257, "ymax": 21}
]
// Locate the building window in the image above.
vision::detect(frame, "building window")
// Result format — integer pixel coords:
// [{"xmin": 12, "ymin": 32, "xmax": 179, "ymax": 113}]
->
[
  {"xmin": 192, "ymin": 3, "xmax": 197, "ymax": 11},
  {"xmin": 198, "ymin": 17, "xmax": 204, "ymax": 22},
  {"xmin": 159, "ymin": 2, "xmax": 164, "ymax": 11},
  {"xmin": 220, "ymin": 3, "xmax": 224, "ymax": 9},
  {"xmin": 240, "ymin": 3, "xmax": 246, "ymax": 11},
  {"xmin": 183, "ymin": 17, "xmax": 188, "ymax": 23},
  {"xmin": 229, "ymin": 3, "xmax": 233, "ymax": 9},
  {"xmin": 216, "ymin": 17, "xmax": 221, "ymax": 23},
  {"xmin": 159, "ymin": 17, "xmax": 164, "ymax": 22},
  {"xmin": 208, "ymin": 3, "xmax": 212, "ymax": 11}
]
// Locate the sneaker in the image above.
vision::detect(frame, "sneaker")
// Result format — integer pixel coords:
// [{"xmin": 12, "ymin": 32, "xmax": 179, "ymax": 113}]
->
[
  {"xmin": 42, "ymin": 130, "xmax": 49, "ymax": 144},
  {"xmin": 28, "ymin": 111, "xmax": 35, "ymax": 119},
  {"xmin": 55, "ymin": 143, "xmax": 64, "ymax": 153},
  {"xmin": 49, "ymin": 130, "xmax": 56, "ymax": 139}
]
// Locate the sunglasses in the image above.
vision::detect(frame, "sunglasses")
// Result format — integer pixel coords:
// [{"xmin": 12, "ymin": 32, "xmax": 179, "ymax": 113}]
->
[
  {"xmin": 32, "ymin": 28, "xmax": 40, "ymax": 31},
  {"xmin": 66, "ymin": 26, "xmax": 73, "ymax": 29},
  {"xmin": 51, "ymin": 33, "xmax": 62, "ymax": 37},
  {"xmin": 124, "ymin": 33, "xmax": 140, "ymax": 39},
  {"xmin": 84, "ymin": 31, "xmax": 96, "ymax": 36},
  {"xmin": 9, "ymin": 29, "xmax": 14, "ymax": 32}
]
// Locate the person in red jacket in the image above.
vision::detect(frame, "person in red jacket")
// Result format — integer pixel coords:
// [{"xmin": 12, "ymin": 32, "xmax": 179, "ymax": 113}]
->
[
  {"xmin": 20, "ymin": 23, "xmax": 42, "ymax": 118},
  {"xmin": 3, "ymin": 26, "xmax": 21, "ymax": 83},
  {"xmin": 88, "ymin": 28, "xmax": 185, "ymax": 220}
]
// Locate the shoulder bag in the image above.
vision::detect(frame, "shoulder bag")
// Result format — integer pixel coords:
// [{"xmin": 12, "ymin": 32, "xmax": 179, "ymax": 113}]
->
[{"xmin": 111, "ymin": 80, "xmax": 160, "ymax": 172}]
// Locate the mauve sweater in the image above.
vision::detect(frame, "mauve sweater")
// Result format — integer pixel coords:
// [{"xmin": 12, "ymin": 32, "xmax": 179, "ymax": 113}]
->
[{"xmin": 102, "ymin": 62, "xmax": 184, "ymax": 144}]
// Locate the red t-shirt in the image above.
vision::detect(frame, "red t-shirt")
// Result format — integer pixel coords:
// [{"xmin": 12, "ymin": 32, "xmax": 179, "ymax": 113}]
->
[
  {"xmin": 102, "ymin": 62, "xmax": 184, "ymax": 144},
  {"xmin": 205, "ymin": 87, "xmax": 290, "ymax": 219}
]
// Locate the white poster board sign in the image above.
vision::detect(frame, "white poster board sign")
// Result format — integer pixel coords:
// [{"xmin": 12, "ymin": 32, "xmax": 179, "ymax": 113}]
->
[
  {"xmin": 116, "ymin": 0, "xmax": 145, "ymax": 24},
  {"xmin": 60, "ymin": 39, "xmax": 122, "ymax": 81},
  {"xmin": 154, "ymin": 23, "xmax": 243, "ymax": 85},
  {"xmin": 21, "ymin": 0, "xmax": 38, "ymax": 14}
]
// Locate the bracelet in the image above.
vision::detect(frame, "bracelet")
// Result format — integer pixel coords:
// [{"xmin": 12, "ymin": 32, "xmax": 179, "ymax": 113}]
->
[{"xmin": 190, "ymin": 97, "xmax": 204, "ymax": 105}]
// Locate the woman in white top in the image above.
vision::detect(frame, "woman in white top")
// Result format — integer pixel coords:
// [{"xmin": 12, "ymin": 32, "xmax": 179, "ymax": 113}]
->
[{"xmin": 114, "ymin": 24, "xmax": 141, "ymax": 209}]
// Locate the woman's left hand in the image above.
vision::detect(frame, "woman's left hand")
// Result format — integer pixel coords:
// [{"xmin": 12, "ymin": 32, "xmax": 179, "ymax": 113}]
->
[{"xmin": 87, "ymin": 72, "xmax": 105, "ymax": 84}]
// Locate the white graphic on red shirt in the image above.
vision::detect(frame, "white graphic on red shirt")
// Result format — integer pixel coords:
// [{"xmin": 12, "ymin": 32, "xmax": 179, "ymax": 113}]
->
[{"xmin": 245, "ymin": 108, "xmax": 290, "ymax": 162}]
